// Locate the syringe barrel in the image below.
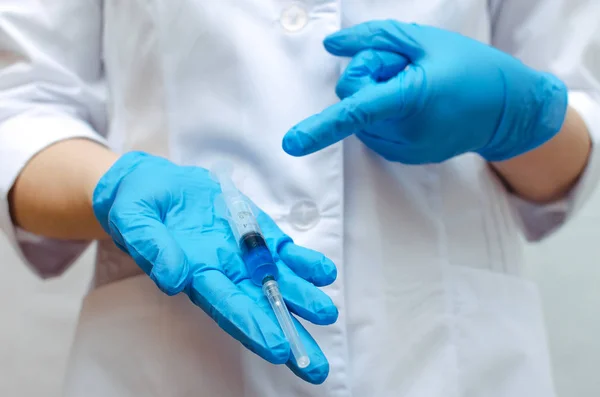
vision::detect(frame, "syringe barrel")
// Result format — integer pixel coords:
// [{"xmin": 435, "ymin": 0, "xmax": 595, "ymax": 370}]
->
[
  {"xmin": 221, "ymin": 192, "xmax": 261, "ymax": 243},
  {"xmin": 240, "ymin": 231, "xmax": 279, "ymax": 285},
  {"xmin": 216, "ymin": 173, "xmax": 278, "ymax": 285}
]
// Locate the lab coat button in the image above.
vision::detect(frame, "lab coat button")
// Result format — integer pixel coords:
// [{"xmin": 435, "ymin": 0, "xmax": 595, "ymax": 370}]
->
[
  {"xmin": 289, "ymin": 200, "xmax": 320, "ymax": 230},
  {"xmin": 280, "ymin": 5, "xmax": 308, "ymax": 32}
]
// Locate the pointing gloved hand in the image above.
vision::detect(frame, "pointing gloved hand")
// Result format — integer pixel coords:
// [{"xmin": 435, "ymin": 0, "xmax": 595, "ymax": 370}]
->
[
  {"xmin": 92, "ymin": 151, "xmax": 338, "ymax": 384},
  {"xmin": 283, "ymin": 20, "xmax": 568, "ymax": 163}
]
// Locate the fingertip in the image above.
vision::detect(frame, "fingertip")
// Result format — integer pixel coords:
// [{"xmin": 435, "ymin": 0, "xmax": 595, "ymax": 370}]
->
[
  {"xmin": 282, "ymin": 129, "xmax": 306, "ymax": 156},
  {"xmin": 308, "ymin": 287, "xmax": 339, "ymax": 326},
  {"xmin": 307, "ymin": 361, "xmax": 330, "ymax": 385},
  {"xmin": 150, "ymin": 247, "xmax": 190, "ymax": 296},
  {"xmin": 279, "ymin": 244, "xmax": 338, "ymax": 287},
  {"xmin": 275, "ymin": 269, "xmax": 338, "ymax": 326},
  {"xmin": 335, "ymin": 78, "xmax": 362, "ymax": 100},
  {"xmin": 151, "ymin": 267, "xmax": 188, "ymax": 296},
  {"xmin": 276, "ymin": 315, "xmax": 331, "ymax": 384},
  {"xmin": 316, "ymin": 256, "xmax": 338, "ymax": 287},
  {"xmin": 268, "ymin": 338, "xmax": 292, "ymax": 365},
  {"xmin": 323, "ymin": 33, "xmax": 344, "ymax": 55},
  {"xmin": 317, "ymin": 300, "xmax": 339, "ymax": 326},
  {"xmin": 323, "ymin": 22, "xmax": 373, "ymax": 57},
  {"xmin": 288, "ymin": 352, "xmax": 330, "ymax": 384}
]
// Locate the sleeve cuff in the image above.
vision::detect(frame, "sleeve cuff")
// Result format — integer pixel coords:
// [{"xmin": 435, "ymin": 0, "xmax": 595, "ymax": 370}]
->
[
  {"xmin": 510, "ymin": 91, "xmax": 600, "ymax": 242},
  {"xmin": 0, "ymin": 111, "xmax": 107, "ymax": 277}
]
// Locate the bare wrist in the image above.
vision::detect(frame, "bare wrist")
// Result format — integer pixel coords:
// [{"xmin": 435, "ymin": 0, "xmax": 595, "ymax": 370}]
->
[{"xmin": 490, "ymin": 106, "xmax": 592, "ymax": 203}]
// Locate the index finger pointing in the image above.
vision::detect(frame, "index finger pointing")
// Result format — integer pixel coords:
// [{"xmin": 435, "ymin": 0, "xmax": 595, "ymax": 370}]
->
[
  {"xmin": 282, "ymin": 82, "xmax": 401, "ymax": 156},
  {"xmin": 282, "ymin": 102, "xmax": 354, "ymax": 156}
]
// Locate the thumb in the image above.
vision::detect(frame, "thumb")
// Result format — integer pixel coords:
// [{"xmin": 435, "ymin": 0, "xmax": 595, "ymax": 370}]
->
[
  {"xmin": 283, "ymin": 65, "xmax": 423, "ymax": 157},
  {"xmin": 108, "ymin": 204, "xmax": 190, "ymax": 296},
  {"xmin": 336, "ymin": 49, "xmax": 409, "ymax": 99}
]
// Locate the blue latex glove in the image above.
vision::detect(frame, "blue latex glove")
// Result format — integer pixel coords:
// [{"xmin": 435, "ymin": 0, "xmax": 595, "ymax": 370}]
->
[
  {"xmin": 283, "ymin": 20, "xmax": 568, "ymax": 163},
  {"xmin": 92, "ymin": 151, "xmax": 338, "ymax": 384}
]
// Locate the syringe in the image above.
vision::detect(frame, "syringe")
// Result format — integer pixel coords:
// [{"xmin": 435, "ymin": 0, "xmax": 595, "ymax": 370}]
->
[{"xmin": 212, "ymin": 166, "xmax": 310, "ymax": 369}]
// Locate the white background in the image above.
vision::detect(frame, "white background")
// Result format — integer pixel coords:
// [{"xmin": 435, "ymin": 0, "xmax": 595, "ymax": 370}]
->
[{"xmin": 0, "ymin": 186, "xmax": 599, "ymax": 397}]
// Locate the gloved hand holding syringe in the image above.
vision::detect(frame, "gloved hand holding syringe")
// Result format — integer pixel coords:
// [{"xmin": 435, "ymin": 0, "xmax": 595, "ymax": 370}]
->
[
  {"xmin": 212, "ymin": 164, "xmax": 310, "ymax": 369},
  {"xmin": 93, "ymin": 152, "xmax": 337, "ymax": 384}
]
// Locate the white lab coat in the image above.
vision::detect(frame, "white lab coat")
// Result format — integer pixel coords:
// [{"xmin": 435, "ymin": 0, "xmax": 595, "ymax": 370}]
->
[{"xmin": 1, "ymin": 1, "xmax": 600, "ymax": 396}]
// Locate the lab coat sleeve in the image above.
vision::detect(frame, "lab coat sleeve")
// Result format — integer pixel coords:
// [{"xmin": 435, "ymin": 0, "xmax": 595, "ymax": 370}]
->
[
  {"xmin": 489, "ymin": 0, "xmax": 600, "ymax": 242},
  {"xmin": 0, "ymin": 1, "xmax": 108, "ymax": 277}
]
